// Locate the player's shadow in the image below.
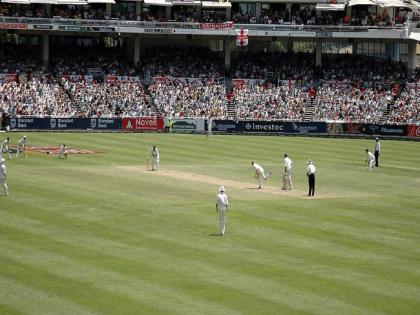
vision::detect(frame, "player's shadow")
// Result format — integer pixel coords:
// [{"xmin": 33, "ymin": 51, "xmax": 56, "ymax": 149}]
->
[{"xmin": 209, "ymin": 233, "xmax": 223, "ymax": 237}]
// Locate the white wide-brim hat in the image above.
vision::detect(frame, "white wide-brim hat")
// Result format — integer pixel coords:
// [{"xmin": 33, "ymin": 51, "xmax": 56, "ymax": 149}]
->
[{"xmin": 219, "ymin": 186, "xmax": 225, "ymax": 192}]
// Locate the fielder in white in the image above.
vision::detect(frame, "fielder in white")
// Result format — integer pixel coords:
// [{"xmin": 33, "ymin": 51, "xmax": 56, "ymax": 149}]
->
[
  {"xmin": 1, "ymin": 137, "xmax": 12, "ymax": 159},
  {"xmin": 252, "ymin": 160, "xmax": 272, "ymax": 189},
  {"xmin": 216, "ymin": 186, "xmax": 229, "ymax": 236},
  {"xmin": 151, "ymin": 145, "xmax": 160, "ymax": 171},
  {"xmin": 16, "ymin": 135, "xmax": 27, "ymax": 158},
  {"xmin": 58, "ymin": 144, "xmax": 68, "ymax": 159},
  {"xmin": 282, "ymin": 153, "xmax": 293, "ymax": 190},
  {"xmin": 365, "ymin": 149, "xmax": 375, "ymax": 171},
  {"xmin": 207, "ymin": 117, "xmax": 213, "ymax": 138},
  {"xmin": 0, "ymin": 157, "xmax": 9, "ymax": 196}
]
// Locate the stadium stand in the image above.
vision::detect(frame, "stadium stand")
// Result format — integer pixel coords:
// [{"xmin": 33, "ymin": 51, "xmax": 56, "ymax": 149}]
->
[
  {"xmin": 149, "ymin": 81, "xmax": 227, "ymax": 118},
  {"xmin": 0, "ymin": 0, "xmax": 418, "ymax": 124},
  {"xmin": 234, "ymin": 83, "xmax": 306, "ymax": 120}
]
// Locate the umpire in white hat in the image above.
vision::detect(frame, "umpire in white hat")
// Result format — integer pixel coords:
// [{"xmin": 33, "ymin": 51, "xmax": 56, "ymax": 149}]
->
[
  {"xmin": 306, "ymin": 159, "xmax": 316, "ymax": 197},
  {"xmin": 216, "ymin": 186, "xmax": 229, "ymax": 235}
]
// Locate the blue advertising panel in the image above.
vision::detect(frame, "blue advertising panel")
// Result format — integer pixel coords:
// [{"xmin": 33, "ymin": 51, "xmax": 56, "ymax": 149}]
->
[
  {"xmin": 10, "ymin": 118, "xmax": 122, "ymax": 130},
  {"xmin": 286, "ymin": 122, "xmax": 327, "ymax": 134},
  {"xmin": 82, "ymin": 118, "xmax": 121, "ymax": 130},
  {"xmin": 242, "ymin": 121, "xmax": 286, "ymax": 133},
  {"xmin": 210, "ymin": 120, "xmax": 242, "ymax": 132}
]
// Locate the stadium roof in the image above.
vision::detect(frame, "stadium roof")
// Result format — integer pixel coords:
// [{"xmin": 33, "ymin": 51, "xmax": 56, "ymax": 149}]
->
[
  {"xmin": 144, "ymin": 0, "xmax": 173, "ymax": 6},
  {"xmin": 57, "ymin": 0, "xmax": 87, "ymax": 4},
  {"xmin": 87, "ymin": 0, "xmax": 115, "ymax": 3},
  {"xmin": 172, "ymin": 0, "xmax": 201, "ymax": 5},
  {"xmin": 29, "ymin": 0, "xmax": 59, "ymax": 3},
  {"xmin": 371, "ymin": 0, "xmax": 410, "ymax": 6},
  {"xmin": 315, "ymin": 3, "xmax": 346, "ymax": 10},
  {"xmin": 348, "ymin": 0, "xmax": 376, "ymax": 6},
  {"xmin": 409, "ymin": 32, "xmax": 420, "ymax": 42},
  {"xmin": 201, "ymin": 0, "xmax": 231, "ymax": 7},
  {"xmin": 1, "ymin": 0, "xmax": 30, "ymax": 3}
]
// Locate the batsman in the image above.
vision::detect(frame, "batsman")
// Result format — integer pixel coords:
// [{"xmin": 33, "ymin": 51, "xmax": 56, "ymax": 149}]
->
[{"xmin": 282, "ymin": 153, "xmax": 293, "ymax": 190}]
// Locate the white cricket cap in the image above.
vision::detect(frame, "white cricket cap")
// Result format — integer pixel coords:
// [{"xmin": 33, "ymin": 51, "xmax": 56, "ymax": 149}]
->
[
  {"xmin": 307, "ymin": 159, "xmax": 312, "ymax": 164},
  {"xmin": 219, "ymin": 186, "xmax": 225, "ymax": 192}
]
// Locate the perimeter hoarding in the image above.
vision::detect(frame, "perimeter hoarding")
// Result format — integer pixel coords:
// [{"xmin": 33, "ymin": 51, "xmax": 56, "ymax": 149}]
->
[
  {"xmin": 165, "ymin": 118, "xmax": 205, "ymax": 133},
  {"xmin": 407, "ymin": 125, "xmax": 420, "ymax": 138},
  {"xmin": 209, "ymin": 120, "xmax": 242, "ymax": 133},
  {"xmin": 10, "ymin": 118, "xmax": 121, "ymax": 130},
  {"xmin": 10, "ymin": 118, "xmax": 81, "ymax": 130},
  {"xmin": 86, "ymin": 118, "xmax": 121, "ymax": 130},
  {"xmin": 122, "ymin": 117, "xmax": 164, "ymax": 131},
  {"xmin": 242, "ymin": 121, "xmax": 286, "ymax": 133},
  {"xmin": 327, "ymin": 123, "xmax": 407, "ymax": 137}
]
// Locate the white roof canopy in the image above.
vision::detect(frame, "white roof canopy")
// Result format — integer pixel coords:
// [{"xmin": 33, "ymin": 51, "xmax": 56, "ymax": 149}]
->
[
  {"xmin": 409, "ymin": 32, "xmax": 420, "ymax": 41},
  {"xmin": 315, "ymin": 3, "xmax": 346, "ymax": 10},
  {"xmin": 172, "ymin": 0, "xmax": 200, "ymax": 5},
  {"xmin": 144, "ymin": 0, "xmax": 173, "ymax": 6},
  {"xmin": 1, "ymin": 0, "xmax": 30, "ymax": 3},
  {"xmin": 57, "ymin": 0, "xmax": 87, "ymax": 4},
  {"xmin": 372, "ymin": 0, "xmax": 410, "ymax": 6},
  {"xmin": 201, "ymin": 0, "xmax": 231, "ymax": 7},
  {"xmin": 87, "ymin": 0, "xmax": 115, "ymax": 3},
  {"xmin": 348, "ymin": 0, "xmax": 376, "ymax": 6},
  {"xmin": 29, "ymin": 0, "xmax": 59, "ymax": 3}
]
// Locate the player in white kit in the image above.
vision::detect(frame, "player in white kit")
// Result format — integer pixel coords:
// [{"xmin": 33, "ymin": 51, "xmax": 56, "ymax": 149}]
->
[
  {"xmin": 252, "ymin": 160, "xmax": 272, "ymax": 189},
  {"xmin": 216, "ymin": 186, "xmax": 229, "ymax": 235},
  {"xmin": 365, "ymin": 149, "xmax": 375, "ymax": 171},
  {"xmin": 1, "ymin": 137, "xmax": 12, "ymax": 159},
  {"xmin": 0, "ymin": 157, "xmax": 9, "ymax": 196},
  {"xmin": 16, "ymin": 135, "xmax": 27, "ymax": 158}
]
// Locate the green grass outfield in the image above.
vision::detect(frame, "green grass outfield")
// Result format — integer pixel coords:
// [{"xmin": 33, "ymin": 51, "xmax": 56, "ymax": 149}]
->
[{"xmin": 1, "ymin": 132, "xmax": 420, "ymax": 315}]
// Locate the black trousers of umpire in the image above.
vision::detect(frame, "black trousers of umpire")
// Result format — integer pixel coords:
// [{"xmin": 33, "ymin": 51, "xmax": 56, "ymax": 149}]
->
[
  {"xmin": 375, "ymin": 151, "xmax": 379, "ymax": 167},
  {"xmin": 308, "ymin": 173, "xmax": 315, "ymax": 196}
]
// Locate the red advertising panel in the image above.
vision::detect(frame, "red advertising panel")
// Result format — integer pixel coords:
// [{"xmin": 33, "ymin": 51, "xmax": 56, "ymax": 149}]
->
[
  {"xmin": 407, "ymin": 125, "xmax": 420, "ymax": 137},
  {"xmin": 0, "ymin": 23, "xmax": 28, "ymax": 30},
  {"xmin": 199, "ymin": 22, "xmax": 233, "ymax": 29},
  {"xmin": 122, "ymin": 117, "xmax": 164, "ymax": 132}
]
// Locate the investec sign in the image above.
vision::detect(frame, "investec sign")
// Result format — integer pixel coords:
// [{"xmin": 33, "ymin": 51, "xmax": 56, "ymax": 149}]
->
[{"xmin": 243, "ymin": 121, "xmax": 285, "ymax": 133}]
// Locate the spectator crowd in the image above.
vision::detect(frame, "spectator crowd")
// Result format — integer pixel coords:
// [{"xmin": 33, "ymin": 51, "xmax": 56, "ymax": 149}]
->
[
  {"xmin": 311, "ymin": 82, "xmax": 391, "ymax": 123},
  {"xmin": 149, "ymin": 81, "xmax": 226, "ymax": 118},
  {"xmin": 0, "ymin": 2, "xmax": 414, "ymax": 27},
  {"xmin": 234, "ymin": 83, "xmax": 306, "ymax": 120},
  {"xmin": 0, "ymin": 43, "xmax": 418, "ymax": 124}
]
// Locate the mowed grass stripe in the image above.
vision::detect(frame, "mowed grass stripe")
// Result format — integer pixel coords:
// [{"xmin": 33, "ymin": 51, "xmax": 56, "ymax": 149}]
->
[
  {"xmin": 5, "ymin": 175, "xmax": 420, "ymax": 272},
  {"xmin": 3, "ymin": 169, "xmax": 420, "ymax": 280},
  {"xmin": 0, "ymin": 241, "xmax": 246, "ymax": 315},
  {"xmin": 0, "ymin": 276, "xmax": 98, "ymax": 315},
  {"xmin": 0, "ymin": 227, "xmax": 384, "ymax": 315},
  {"xmin": 2, "ymin": 206, "xmax": 419, "ymax": 314}
]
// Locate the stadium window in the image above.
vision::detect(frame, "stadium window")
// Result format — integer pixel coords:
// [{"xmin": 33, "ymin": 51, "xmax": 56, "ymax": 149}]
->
[{"xmin": 238, "ymin": 3, "xmax": 256, "ymax": 15}]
